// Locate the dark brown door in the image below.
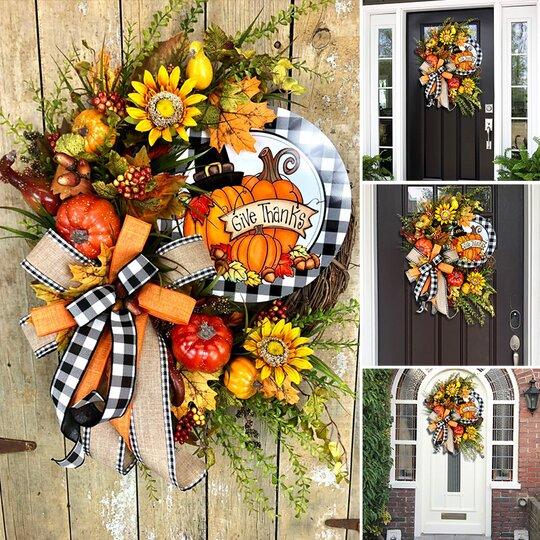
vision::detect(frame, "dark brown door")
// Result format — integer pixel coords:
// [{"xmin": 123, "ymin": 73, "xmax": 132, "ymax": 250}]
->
[
  {"xmin": 377, "ymin": 185, "xmax": 524, "ymax": 365},
  {"xmin": 407, "ymin": 8, "xmax": 494, "ymax": 180}
]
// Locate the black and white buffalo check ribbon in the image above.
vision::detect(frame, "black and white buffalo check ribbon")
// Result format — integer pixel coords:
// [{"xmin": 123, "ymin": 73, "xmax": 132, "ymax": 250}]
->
[
  {"xmin": 457, "ymin": 215, "xmax": 497, "ymax": 269},
  {"xmin": 50, "ymin": 253, "xmax": 157, "ymax": 468},
  {"xmin": 414, "ymin": 254, "xmax": 444, "ymax": 302},
  {"xmin": 424, "ymin": 65, "xmax": 446, "ymax": 107}
]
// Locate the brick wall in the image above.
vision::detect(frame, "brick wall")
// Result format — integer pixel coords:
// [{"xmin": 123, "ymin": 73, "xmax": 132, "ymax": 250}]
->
[{"xmin": 382, "ymin": 369, "xmax": 540, "ymax": 540}]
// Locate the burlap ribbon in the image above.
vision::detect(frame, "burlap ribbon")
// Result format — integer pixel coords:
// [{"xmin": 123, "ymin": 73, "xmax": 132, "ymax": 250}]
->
[
  {"xmin": 419, "ymin": 58, "xmax": 454, "ymax": 110},
  {"xmin": 19, "ymin": 216, "xmax": 216, "ymax": 489},
  {"xmin": 428, "ymin": 408, "xmax": 458, "ymax": 454},
  {"xmin": 405, "ymin": 244, "xmax": 457, "ymax": 317}
]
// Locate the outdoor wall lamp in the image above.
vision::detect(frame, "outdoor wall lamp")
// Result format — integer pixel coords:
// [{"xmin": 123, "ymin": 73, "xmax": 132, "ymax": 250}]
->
[{"xmin": 524, "ymin": 378, "xmax": 540, "ymax": 414}]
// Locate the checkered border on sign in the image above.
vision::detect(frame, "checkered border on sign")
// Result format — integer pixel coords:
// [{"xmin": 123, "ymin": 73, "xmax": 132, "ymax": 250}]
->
[
  {"xmin": 453, "ymin": 39, "xmax": 482, "ymax": 76},
  {"xmin": 161, "ymin": 108, "xmax": 352, "ymax": 303}
]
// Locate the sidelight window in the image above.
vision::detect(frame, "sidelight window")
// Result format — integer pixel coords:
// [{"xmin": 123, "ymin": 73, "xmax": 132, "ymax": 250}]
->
[
  {"xmin": 378, "ymin": 27, "xmax": 393, "ymax": 173},
  {"xmin": 510, "ymin": 22, "xmax": 528, "ymax": 153}
]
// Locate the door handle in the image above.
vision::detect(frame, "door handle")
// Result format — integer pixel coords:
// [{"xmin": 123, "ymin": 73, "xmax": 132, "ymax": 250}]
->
[
  {"xmin": 510, "ymin": 335, "xmax": 520, "ymax": 366},
  {"xmin": 485, "ymin": 118, "xmax": 493, "ymax": 150}
]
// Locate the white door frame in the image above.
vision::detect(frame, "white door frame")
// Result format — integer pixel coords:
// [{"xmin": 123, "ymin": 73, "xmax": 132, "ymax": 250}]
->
[
  {"xmin": 361, "ymin": 0, "xmax": 539, "ymax": 181},
  {"xmin": 414, "ymin": 368, "xmax": 493, "ymax": 537},
  {"xmin": 359, "ymin": 184, "xmax": 540, "ymax": 366}
]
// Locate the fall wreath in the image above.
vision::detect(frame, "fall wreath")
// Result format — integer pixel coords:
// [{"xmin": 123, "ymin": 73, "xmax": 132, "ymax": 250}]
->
[
  {"xmin": 400, "ymin": 191, "xmax": 497, "ymax": 325},
  {"xmin": 416, "ymin": 19, "xmax": 483, "ymax": 116},
  {"xmin": 0, "ymin": 0, "xmax": 356, "ymax": 516},
  {"xmin": 425, "ymin": 374, "xmax": 484, "ymax": 459}
]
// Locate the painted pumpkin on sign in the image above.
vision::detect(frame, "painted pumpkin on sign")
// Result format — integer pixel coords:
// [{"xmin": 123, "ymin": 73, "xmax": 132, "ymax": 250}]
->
[
  {"xmin": 453, "ymin": 231, "xmax": 485, "ymax": 262},
  {"xmin": 230, "ymin": 227, "xmax": 282, "ymax": 274},
  {"xmin": 241, "ymin": 147, "xmax": 302, "ymax": 253}
]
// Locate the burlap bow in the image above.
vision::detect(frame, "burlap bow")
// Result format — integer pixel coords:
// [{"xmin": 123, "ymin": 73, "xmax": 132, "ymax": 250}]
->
[
  {"xmin": 428, "ymin": 408, "xmax": 459, "ymax": 454},
  {"xmin": 419, "ymin": 58, "xmax": 454, "ymax": 110},
  {"xmin": 19, "ymin": 216, "xmax": 216, "ymax": 489},
  {"xmin": 406, "ymin": 244, "xmax": 457, "ymax": 317}
]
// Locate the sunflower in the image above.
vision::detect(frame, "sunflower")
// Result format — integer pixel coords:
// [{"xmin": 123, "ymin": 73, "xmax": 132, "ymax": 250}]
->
[
  {"xmin": 127, "ymin": 66, "xmax": 206, "ymax": 146},
  {"xmin": 434, "ymin": 202, "xmax": 456, "ymax": 224},
  {"xmin": 243, "ymin": 318, "xmax": 313, "ymax": 386},
  {"xmin": 467, "ymin": 271, "xmax": 486, "ymax": 295},
  {"xmin": 461, "ymin": 77, "xmax": 476, "ymax": 95}
]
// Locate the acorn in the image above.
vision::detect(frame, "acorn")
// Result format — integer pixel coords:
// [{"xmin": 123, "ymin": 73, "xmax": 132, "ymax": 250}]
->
[
  {"xmin": 262, "ymin": 268, "xmax": 276, "ymax": 283},
  {"xmin": 305, "ymin": 257, "xmax": 316, "ymax": 270},
  {"xmin": 54, "ymin": 152, "xmax": 78, "ymax": 171},
  {"xmin": 56, "ymin": 171, "xmax": 80, "ymax": 187},
  {"xmin": 214, "ymin": 259, "xmax": 229, "ymax": 275},
  {"xmin": 310, "ymin": 254, "xmax": 321, "ymax": 269},
  {"xmin": 295, "ymin": 259, "xmax": 307, "ymax": 271},
  {"xmin": 76, "ymin": 159, "xmax": 91, "ymax": 179}
]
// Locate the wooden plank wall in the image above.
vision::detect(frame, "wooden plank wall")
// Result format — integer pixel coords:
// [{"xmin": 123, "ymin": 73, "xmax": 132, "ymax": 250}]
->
[{"xmin": 0, "ymin": 1, "xmax": 359, "ymax": 538}]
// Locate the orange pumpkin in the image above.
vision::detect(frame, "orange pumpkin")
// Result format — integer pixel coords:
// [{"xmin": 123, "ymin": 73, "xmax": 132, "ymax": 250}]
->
[
  {"xmin": 72, "ymin": 109, "xmax": 117, "ymax": 155},
  {"xmin": 230, "ymin": 228, "xmax": 282, "ymax": 274},
  {"xmin": 241, "ymin": 147, "xmax": 302, "ymax": 253},
  {"xmin": 453, "ymin": 232, "xmax": 484, "ymax": 262},
  {"xmin": 183, "ymin": 185, "xmax": 255, "ymax": 247}
]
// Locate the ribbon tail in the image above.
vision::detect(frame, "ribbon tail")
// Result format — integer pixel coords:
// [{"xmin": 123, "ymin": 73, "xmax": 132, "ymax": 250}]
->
[
  {"xmin": 54, "ymin": 438, "xmax": 86, "ymax": 469},
  {"xmin": 432, "ymin": 271, "xmax": 449, "ymax": 316},
  {"xmin": 438, "ymin": 78, "xmax": 450, "ymax": 110}
]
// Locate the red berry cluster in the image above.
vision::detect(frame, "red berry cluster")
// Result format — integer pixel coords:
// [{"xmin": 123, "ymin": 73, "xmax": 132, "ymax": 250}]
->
[
  {"xmin": 91, "ymin": 91, "xmax": 126, "ymax": 117},
  {"xmin": 255, "ymin": 299, "xmax": 288, "ymax": 324},
  {"xmin": 46, "ymin": 132, "xmax": 60, "ymax": 151},
  {"xmin": 113, "ymin": 165, "xmax": 153, "ymax": 200},
  {"xmin": 174, "ymin": 406, "xmax": 206, "ymax": 445}
]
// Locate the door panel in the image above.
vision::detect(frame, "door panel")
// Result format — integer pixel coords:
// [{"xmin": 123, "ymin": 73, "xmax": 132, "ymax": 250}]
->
[
  {"xmin": 407, "ymin": 9, "xmax": 494, "ymax": 180},
  {"xmin": 420, "ymin": 371, "xmax": 488, "ymax": 535},
  {"xmin": 377, "ymin": 185, "xmax": 524, "ymax": 365}
]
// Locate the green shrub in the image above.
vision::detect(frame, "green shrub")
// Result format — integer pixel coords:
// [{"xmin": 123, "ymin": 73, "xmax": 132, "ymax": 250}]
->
[
  {"xmin": 494, "ymin": 138, "xmax": 540, "ymax": 180},
  {"xmin": 363, "ymin": 369, "xmax": 394, "ymax": 539},
  {"xmin": 363, "ymin": 154, "xmax": 393, "ymax": 181}
]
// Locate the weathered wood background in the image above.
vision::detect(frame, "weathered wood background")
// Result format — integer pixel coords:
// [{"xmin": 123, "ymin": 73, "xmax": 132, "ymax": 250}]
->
[{"xmin": 0, "ymin": 1, "xmax": 359, "ymax": 539}]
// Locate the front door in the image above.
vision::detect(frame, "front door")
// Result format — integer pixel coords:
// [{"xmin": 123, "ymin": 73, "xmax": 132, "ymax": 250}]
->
[
  {"xmin": 407, "ymin": 8, "xmax": 495, "ymax": 180},
  {"xmin": 377, "ymin": 185, "xmax": 524, "ymax": 365},
  {"xmin": 417, "ymin": 370, "xmax": 489, "ymax": 536}
]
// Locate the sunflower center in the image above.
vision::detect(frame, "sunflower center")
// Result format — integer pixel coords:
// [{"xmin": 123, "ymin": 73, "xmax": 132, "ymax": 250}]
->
[
  {"xmin": 259, "ymin": 337, "xmax": 289, "ymax": 367},
  {"xmin": 148, "ymin": 91, "xmax": 184, "ymax": 128}
]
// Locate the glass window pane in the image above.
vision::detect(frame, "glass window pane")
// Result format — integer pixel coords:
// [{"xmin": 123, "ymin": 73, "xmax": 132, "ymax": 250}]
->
[
  {"xmin": 379, "ymin": 148, "xmax": 393, "ymax": 176},
  {"xmin": 396, "ymin": 404, "xmax": 417, "ymax": 441},
  {"xmin": 437, "ymin": 186, "xmax": 462, "ymax": 199},
  {"xmin": 379, "ymin": 119, "xmax": 392, "ymax": 146},
  {"xmin": 485, "ymin": 369, "xmax": 515, "ymax": 400},
  {"xmin": 511, "ymin": 119, "xmax": 528, "ymax": 150},
  {"xmin": 512, "ymin": 87, "xmax": 528, "ymax": 117},
  {"xmin": 379, "ymin": 88, "xmax": 392, "ymax": 116},
  {"xmin": 512, "ymin": 22, "xmax": 528, "ymax": 54},
  {"xmin": 492, "ymin": 445, "xmax": 513, "ymax": 481},
  {"xmin": 511, "ymin": 55, "xmax": 528, "ymax": 86},
  {"xmin": 407, "ymin": 187, "xmax": 433, "ymax": 214},
  {"xmin": 493, "ymin": 404, "xmax": 514, "ymax": 441},
  {"xmin": 378, "ymin": 28, "xmax": 392, "ymax": 57},
  {"xmin": 379, "ymin": 59, "xmax": 392, "ymax": 88},
  {"xmin": 465, "ymin": 186, "xmax": 492, "ymax": 212},
  {"xmin": 448, "ymin": 453, "xmax": 461, "ymax": 493},
  {"xmin": 395, "ymin": 444, "xmax": 416, "ymax": 481}
]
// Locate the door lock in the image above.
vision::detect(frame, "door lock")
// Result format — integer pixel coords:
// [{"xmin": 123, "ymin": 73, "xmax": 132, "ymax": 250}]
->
[
  {"xmin": 510, "ymin": 335, "xmax": 521, "ymax": 366},
  {"xmin": 485, "ymin": 118, "xmax": 493, "ymax": 150}
]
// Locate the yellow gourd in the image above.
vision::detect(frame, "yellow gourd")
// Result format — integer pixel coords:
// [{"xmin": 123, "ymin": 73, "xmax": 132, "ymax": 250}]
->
[
  {"xmin": 224, "ymin": 356, "xmax": 259, "ymax": 399},
  {"xmin": 186, "ymin": 41, "xmax": 213, "ymax": 90}
]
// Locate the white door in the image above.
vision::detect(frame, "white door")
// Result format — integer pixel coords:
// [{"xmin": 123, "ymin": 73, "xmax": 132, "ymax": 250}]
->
[{"xmin": 418, "ymin": 370, "xmax": 490, "ymax": 536}]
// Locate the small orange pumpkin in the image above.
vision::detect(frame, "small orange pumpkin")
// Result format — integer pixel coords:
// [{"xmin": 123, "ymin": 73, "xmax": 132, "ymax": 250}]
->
[
  {"xmin": 241, "ymin": 147, "xmax": 302, "ymax": 253},
  {"xmin": 230, "ymin": 227, "xmax": 282, "ymax": 274},
  {"xmin": 183, "ymin": 185, "xmax": 255, "ymax": 248},
  {"xmin": 72, "ymin": 109, "xmax": 117, "ymax": 154},
  {"xmin": 453, "ymin": 232, "xmax": 484, "ymax": 262},
  {"xmin": 224, "ymin": 356, "xmax": 260, "ymax": 399}
]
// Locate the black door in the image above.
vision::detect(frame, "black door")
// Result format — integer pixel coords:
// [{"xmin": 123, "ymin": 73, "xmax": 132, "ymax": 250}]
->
[
  {"xmin": 407, "ymin": 9, "xmax": 494, "ymax": 180},
  {"xmin": 377, "ymin": 185, "xmax": 524, "ymax": 365}
]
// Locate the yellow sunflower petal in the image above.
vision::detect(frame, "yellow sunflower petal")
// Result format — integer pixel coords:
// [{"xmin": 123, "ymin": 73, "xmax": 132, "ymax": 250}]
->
[
  {"xmin": 184, "ymin": 93, "xmax": 207, "ymax": 106},
  {"xmin": 177, "ymin": 127, "xmax": 189, "ymax": 142},
  {"xmin": 126, "ymin": 106, "xmax": 147, "ymax": 120},
  {"xmin": 128, "ymin": 93, "xmax": 147, "ymax": 107},
  {"xmin": 183, "ymin": 116, "xmax": 198, "ymax": 128},
  {"xmin": 294, "ymin": 346, "xmax": 314, "ymax": 357},
  {"xmin": 157, "ymin": 65, "xmax": 170, "ymax": 88},
  {"xmin": 274, "ymin": 366, "xmax": 285, "ymax": 386},
  {"xmin": 135, "ymin": 119, "xmax": 153, "ymax": 132},
  {"xmin": 243, "ymin": 339, "xmax": 258, "ymax": 352},
  {"xmin": 184, "ymin": 107, "xmax": 201, "ymax": 120},
  {"xmin": 289, "ymin": 326, "xmax": 302, "ymax": 340},
  {"xmin": 169, "ymin": 66, "xmax": 181, "ymax": 89},
  {"xmin": 290, "ymin": 357, "xmax": 313, "ymax": 371},
  {"xmin": 148, "ymin": 128, "xmax": 162, "ymax": 146},
  {"xmin": 131, "ymin": 80, "xmax": 148, "ymax": 95},
  {"xmin": 260, "ymin": 365, "xmax": 272, "ymax": 380},
  {"xmin": 291, "ymin": 336, "xmax": 311, "ymax": 347},
  {"xmin": 261, "ymin": 320, "xmax": 273, "ymax": 338},
  {"xmin": 161, "ymin": 128, "xmax": 173, "ymax": 142},
  {"xmin": 179, "ymin": 78, "xmax": 197, "ymax": 97},
  {"xmin": 144, "ymin": 70, "xmax": 158, "ymax": 91},
  {"xmin": 255, "ymin": 359, "xmax": 265, "ymax": 369},
  {"xmin": 282, "ymin": 322, "xmax": 293, "ymax": 335},
  {"xmin": 271, "ymin": 318, "xmax": 286, "ymax": 336},
  {"xmin": 283, "ymin": 364, "xmax": 301, "ymax": 384}
]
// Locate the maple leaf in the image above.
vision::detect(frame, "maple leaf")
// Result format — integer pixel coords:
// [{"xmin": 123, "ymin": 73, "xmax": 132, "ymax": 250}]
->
[
  {"xmin": 275, "ymin": 252, "xmax": 294, "ymax": 278},
  {"xmin": 261, "ymin": 377, "xmax": 300, "ymax": 404},
  {"xmin": 188, "ymin": 195, "xmax": 214, "ymax": 224},
  {"xmin": 31, "ymin": 283, "xmax": 61, "ymax": 304},
  {"xmin": 171, "ymin": 370, "xmax": 221, "ymax": 419}
]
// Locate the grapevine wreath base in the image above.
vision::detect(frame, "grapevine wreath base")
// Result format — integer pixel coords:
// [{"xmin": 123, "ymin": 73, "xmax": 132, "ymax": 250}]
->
[{"xmin": 0, "ymin": 0, "xmax": 357, "ymax": 516}]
